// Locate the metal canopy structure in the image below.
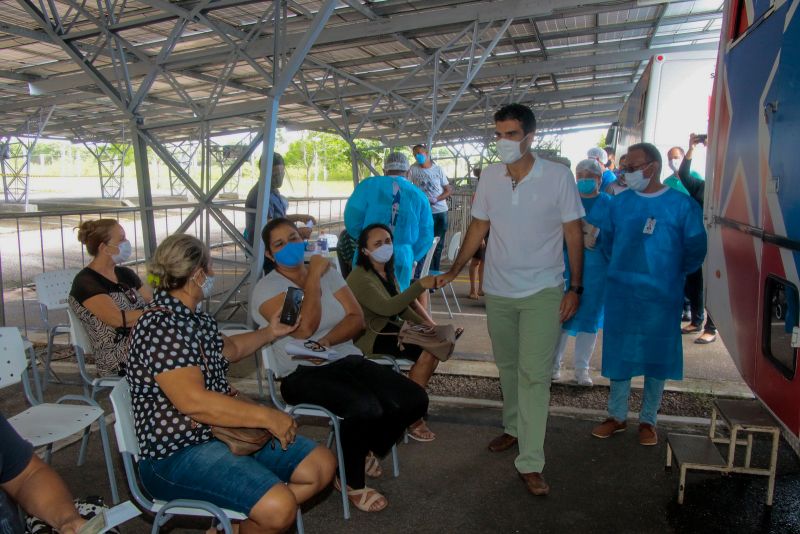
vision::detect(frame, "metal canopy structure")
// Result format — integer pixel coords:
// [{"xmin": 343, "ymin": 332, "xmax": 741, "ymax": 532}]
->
[
  {"xmin": 1, "ymin": 0, "xmax": 723, "ymax": 145},
  {"xmin": 0, "ymin": 0, "xmax": 723, "ymax": 315}
]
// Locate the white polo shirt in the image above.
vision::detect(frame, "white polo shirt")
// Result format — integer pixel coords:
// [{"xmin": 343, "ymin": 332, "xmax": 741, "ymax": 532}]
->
[{"xmin": 471, "ymin": 158, "xmax": 585, "ymax": 298}]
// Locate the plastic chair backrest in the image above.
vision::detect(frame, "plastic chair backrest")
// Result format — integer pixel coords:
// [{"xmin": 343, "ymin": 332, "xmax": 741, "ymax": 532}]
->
[
  {"xmin": 109, "ymin": 381, "xmax": 141, "ymax": 459},
  {"xmin": 67, "ymin": 307, "xmax": 94, "ymax": 355},
  {"xmin": 0, "ymin": 327, "xmax": 26, "ymax": 390},
  {"xmin": 446, "ymin": 231, "xmax": 462, "ymax": 262},
  {"xmin": 34, "ymin": 269, "xmax": 81, "ymax": 311},
  {"xmin": 418, "ymin": 236, "xmax": 440, "ymax": 277}
]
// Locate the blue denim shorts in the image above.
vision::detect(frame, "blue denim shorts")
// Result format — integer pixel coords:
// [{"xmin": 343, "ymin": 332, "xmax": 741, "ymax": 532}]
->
[{"xmin": 138, "ymin": 436, "xmax": 317, "ymax": 514}]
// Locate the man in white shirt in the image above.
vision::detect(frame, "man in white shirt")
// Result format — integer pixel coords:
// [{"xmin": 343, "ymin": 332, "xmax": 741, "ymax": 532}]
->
[
  {"xmin": 436, "ymin": 104, "xmax": 585, "ymax": 497},
  {"xmin": 409, "ymin": 144, "xmax": 453, "ymax": 273}
]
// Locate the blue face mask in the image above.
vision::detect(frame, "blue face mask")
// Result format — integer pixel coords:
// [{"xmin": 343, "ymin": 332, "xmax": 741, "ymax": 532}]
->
[
  {"xmin": 577, "ymin": 178, "xmax": 598, "ymax": 195},
  {"xmin": 415, "ymin": 153, "xmax": 426, "ymax": 165},
  {"xmin": 273, "ymin": 241, "xmax": 305, "ymax": 267}
]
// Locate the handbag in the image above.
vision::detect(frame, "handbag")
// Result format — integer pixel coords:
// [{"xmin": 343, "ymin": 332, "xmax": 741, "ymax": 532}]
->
[
  {"xmin": 131, "ymin": 307, "xmax": 274, "ymax": 456},
  {"xmin": 397, "ymin": 322, "xmax": 456, "ymax": 362},
  {"xmin": 210, "ymin": 389, "xmax": 274, "ymax": 456}
]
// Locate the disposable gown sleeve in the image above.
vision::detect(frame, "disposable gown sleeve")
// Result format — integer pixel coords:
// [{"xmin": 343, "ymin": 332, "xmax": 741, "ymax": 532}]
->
[
  {"xmin": 413, "ymin": 192, "xmax": 434, "ymax": 262},
  {"xmin": 344, "ymin": 181, "xmax": 367, "ymax": 239},
  {"xmin": 597, "ymin": 200, "xmax": 616, "ymax": 263},
  {"xmin": 681, "ymin": 200, "xmax": 708, "ymax": 275}
]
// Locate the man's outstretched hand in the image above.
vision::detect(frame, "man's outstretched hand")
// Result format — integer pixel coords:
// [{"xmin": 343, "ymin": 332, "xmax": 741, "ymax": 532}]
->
[{"xmin": 434, "ymin": 271, "xmax": 457, "ymax": 289}]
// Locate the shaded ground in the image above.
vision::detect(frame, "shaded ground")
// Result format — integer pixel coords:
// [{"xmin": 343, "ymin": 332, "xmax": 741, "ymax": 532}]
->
[{"xmin": 3, "ymin": 384, "xmax": 798, "ymax": 534}]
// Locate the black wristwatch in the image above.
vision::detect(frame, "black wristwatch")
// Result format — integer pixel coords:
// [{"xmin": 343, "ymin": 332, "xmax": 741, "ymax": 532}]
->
[{"xmin": 568, "ymin": 285, "xmax": 584, "ymax": 295}]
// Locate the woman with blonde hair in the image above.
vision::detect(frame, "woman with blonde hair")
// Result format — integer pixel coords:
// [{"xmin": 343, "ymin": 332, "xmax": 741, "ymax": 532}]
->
[
  {"xmin": 69, "ymin": 219, "xmax": 151, "ymax": 376},
  {"xmin": 127, "ymin": 233, "xmax": 335, "ymax": 534}
]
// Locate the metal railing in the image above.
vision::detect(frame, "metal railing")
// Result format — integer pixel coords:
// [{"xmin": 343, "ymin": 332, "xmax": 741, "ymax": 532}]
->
[{"xmin": 0, "ymin": 196, "xmax": 348, "ymax": 334}]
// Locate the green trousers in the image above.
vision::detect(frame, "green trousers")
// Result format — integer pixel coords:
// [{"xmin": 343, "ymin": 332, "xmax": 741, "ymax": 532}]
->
[{"xmin": 485, "ymin": 286, "xmax": 562, "ymax": 473}]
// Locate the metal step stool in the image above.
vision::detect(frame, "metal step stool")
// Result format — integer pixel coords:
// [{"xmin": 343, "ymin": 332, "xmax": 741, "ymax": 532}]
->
[{"xmin": 666, "ymin": 398, "xmax": 780, "ymax": 505}]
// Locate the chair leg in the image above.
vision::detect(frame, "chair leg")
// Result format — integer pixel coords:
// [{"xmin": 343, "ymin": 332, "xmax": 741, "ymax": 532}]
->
[
  {"xmin": 26, "ymin": 344, "xmax": 43, "ymax": 403},
  {"xmin": 44, "ymin": 329, "xmax": 55, "ymax": 390},
  {"xmin": 78, "ymin": 427, "xmax": 91, "ymax": 466},
  {"xmin": 391, "ymin": 443, "xmax": 400, "ymax": 478},
  {"xmin": 440, "ymin": 288, "xmax": 453, "ymax": 319},
  {"xmin": 449, "ymin": 283, "xmax": 462, "ymax": 313},
  {"xmin": 295, "ymin": 508, "xmax": 305, "ymax": 534},
  {"xmin": 44, "ymin": 444, "xmax": 53, "ymax": 464},
  {"xmin": 330, "ymin": 417, "xmax": 350, "ymax": 520},
  {"xmin": 97, "ymin": 417, "xmax": 120, "ymax": 504}
]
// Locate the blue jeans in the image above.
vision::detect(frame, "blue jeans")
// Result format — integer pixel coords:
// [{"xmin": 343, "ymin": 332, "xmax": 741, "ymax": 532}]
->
[
  {"xmin": 608, "ymin": 377, "xmax": 666, "ymax": 426},
  {"xmin": 139, "ymin": 437, "xmax": 317, "ymax": 514},
  {"xmin": 431, "ymin": 211, "xmax": 448, "ymax": 272}
]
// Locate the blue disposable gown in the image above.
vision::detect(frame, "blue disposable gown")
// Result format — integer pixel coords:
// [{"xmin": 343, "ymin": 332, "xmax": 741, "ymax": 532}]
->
[
  {"xmin": 600, "ymin": 188, "xmax": 707, "ymax": 380},
  {"xmin": 562, "ymin": 193, "xmax": 613, "ymax": 335},
  {"xmin": 344, "ymin": 175, "xmax": 434, "ymax": 290}
]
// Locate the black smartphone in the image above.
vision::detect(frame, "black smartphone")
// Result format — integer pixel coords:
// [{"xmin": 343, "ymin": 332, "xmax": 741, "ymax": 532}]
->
[
  {"xmin": 279, "ymin": 287, "xmax": 304, "ymax": 325},
  {"xmin": 696, "ymin": 134, "xmax": 708, "ymax": 145}
]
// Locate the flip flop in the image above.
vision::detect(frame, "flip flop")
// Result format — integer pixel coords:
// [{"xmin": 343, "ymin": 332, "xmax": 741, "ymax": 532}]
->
[
  {"xmin": 408, "ymin": 421, "xmax": 436, "ymax": 442},
  {"xmin": 455, "ymin": 327, "xmax": 465, "ymax": 340},
  {"xmin": 467, "ymin": 293, "xmax": 479, "ymax": 300}
]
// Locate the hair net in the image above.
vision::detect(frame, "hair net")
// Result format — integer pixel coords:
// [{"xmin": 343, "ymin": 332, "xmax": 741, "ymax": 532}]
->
[{"xmin": 576, "ymin": 158, "xmax": 603, "ymax": 177}]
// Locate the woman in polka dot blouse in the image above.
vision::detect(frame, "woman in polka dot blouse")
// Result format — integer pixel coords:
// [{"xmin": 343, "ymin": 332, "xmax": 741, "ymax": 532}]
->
[
  {"xmin": 127, "ymin": 234, "xmax": 335, "ymax": 533},
  {"xmin": 252, "ymin": 218, "xmax": 429, "ymax": 514}
]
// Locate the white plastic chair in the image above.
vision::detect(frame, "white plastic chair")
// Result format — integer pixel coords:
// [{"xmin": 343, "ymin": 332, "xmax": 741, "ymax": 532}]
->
[
  {"xmin": 34, "ymin": 268, "xmax": 81, "ymax": 388},
  {"xmin": 429, "ymin": 232, "xmax": 463, "ymax": 318},
  {"xmin": 67, "ymin": 308, "xmax": 123, "ymax": 400},
  {"xmin": 0, "ymin": 327, "xmax": 119, "ymax": 504},
  {"xmin": 261, "ymin": 345, "xmax": 401, "ymax": 520},
  {"xmin": 108, "ymin": 381, "xmax": 291, "ymax": 534}
]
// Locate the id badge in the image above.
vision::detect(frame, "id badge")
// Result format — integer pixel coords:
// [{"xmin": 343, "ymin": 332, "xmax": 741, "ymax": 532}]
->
[{"xmin": 643, "ymin": 218, "xmax": 656, "ymax": 235}]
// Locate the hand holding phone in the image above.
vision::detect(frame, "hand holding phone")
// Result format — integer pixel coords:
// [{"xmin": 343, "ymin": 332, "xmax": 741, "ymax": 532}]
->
[{"xmin": 280, "ymin": 287, "xmax": 304, "ymax": 325}]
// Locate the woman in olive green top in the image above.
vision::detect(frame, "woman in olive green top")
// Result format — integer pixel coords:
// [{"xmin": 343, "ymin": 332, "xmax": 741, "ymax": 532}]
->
[{"xmin": 347, "ymin": 223, "xmax": 443, "ymax": 442}]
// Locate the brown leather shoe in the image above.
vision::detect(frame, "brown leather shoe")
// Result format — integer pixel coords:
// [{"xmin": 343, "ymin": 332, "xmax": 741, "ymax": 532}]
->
[
  {"xmin": 591, "ymin": 418, "xmax": 627, "ymax": 438},
  {"xmin": 638, "ymin": 423, "xmax": 658, "ymax": 446},
  {"xmin": 487, "ymin": 433, "xmax": 518, "ymax": 452},
  {"xmin": 518, "ymin": 471, "xmax": 550, "ymax": 496}
]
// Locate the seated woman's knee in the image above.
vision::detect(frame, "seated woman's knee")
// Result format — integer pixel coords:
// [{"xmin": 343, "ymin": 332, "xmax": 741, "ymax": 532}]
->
[
  {"xmin": 297, "ymin": 446, "xmax": 336, "ymax": 488},
  {"xmin": 249, "ymin": 483, "xmax": 297, "ymax": 532}
]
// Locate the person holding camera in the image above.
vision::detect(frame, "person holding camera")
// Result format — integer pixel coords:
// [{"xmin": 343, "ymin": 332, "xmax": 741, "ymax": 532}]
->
[
  {"xmin": 674, "ymin": 133, "xmax": 717, "ymax": 344},
  {"xmin": 251, "ymin": 218, "xmax": 429, "ymax": 513}
]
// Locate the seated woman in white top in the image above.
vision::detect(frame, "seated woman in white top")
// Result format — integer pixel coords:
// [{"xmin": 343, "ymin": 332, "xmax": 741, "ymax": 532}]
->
[{"xmin": 251, "ymin": 218, "xmax": 428, "ymax": 513}]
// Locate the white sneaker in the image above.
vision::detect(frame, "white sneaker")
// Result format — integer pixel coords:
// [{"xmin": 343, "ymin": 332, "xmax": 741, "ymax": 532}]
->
[
  {"xmin": 552, "ymin": 367, "xmax": 561, "ymax": 381},
  {"xmin": 575, "ymin": 369, "xmax": 593, "ymax": 387}
]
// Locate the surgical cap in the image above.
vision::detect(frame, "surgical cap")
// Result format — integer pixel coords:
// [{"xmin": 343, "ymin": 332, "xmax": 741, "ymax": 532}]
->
[{"xmin": 576, "ymin": 158, "xmax": 603, "ymax": 177}]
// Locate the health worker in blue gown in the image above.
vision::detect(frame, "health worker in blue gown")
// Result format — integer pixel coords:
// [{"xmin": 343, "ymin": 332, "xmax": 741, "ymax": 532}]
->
[
  {"xmin": 344, "ymin": 152, "xmax": 434, "ymax": 291},
  {"xmin": 552, "ymin": 158, "xmax": 613, "ymax": 387},
  {"xmin": 591, "ymin": 142, "xmax": 707, "ymax": 446}
]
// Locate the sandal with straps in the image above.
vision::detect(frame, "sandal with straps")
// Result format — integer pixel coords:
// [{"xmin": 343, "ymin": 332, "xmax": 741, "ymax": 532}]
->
[
  {"xmin": 365, "ymin": 451, "xmax": 382, "ymax": 478},
  {"xmin": 334, "ymin": 478, "xmax": 388, "ymax": 513}
]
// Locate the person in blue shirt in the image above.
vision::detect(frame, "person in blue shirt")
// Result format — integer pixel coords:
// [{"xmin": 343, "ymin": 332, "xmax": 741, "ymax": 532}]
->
[
  {"xmin": 345, "ymin": 152, "xmax": 434, "ymax": 292},
  {"xmin": 244, "ymin": 153, "xmax": 315, "ymax": 246},
  {"xmin": 591, "ymin": 142, "xmax": 707, "ymax": 446},
  {"xmin": 552, "ymin": 159, "xmax": 613, "ymax": 387}
]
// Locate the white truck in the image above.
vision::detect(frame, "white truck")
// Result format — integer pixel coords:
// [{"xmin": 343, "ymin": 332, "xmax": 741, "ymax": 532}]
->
[{"xmin": 609, "ymin": 50, "xmax": 717, "ymax": 179}]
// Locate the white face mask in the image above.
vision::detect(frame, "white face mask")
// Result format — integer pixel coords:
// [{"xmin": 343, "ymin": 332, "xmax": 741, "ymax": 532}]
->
[
  {"xmin": 193, "ymin": 271, "xmax": 215, "ymax": 299},
  {"xmin": 110, "ymin": 240, "xmax": 132, "ymax": 264},
  {"xmin": 367, "ymin": 244, "xmax": 394, "ymax": 264},
  {"xmin": 624, "ymin": 170, "xmax": 651, "ymax": 192},
  {"xmin": 496, "ymin": 135, "xmax": 530, "ymax": 164},
  {"xmin": 668, "ymin": 158, "xmax": 681, "ymax": 173}
]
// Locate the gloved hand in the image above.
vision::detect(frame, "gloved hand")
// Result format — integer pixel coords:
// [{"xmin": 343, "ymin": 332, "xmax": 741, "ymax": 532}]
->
[{"xmin": 582, "ymin": 221, "xmax": 599, "ymax": 250}]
